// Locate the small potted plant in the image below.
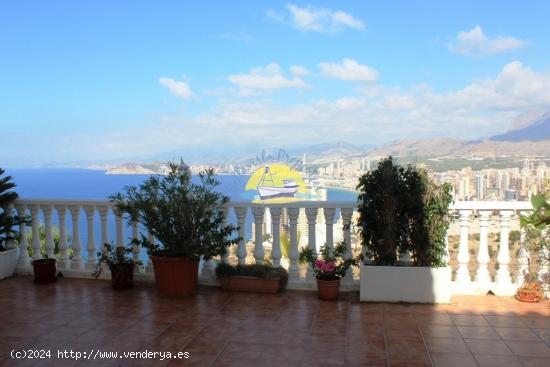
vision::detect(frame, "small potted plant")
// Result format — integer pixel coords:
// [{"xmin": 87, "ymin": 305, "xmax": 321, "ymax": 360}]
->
[
  {"xmin": 216, "ymin": 262, "xmax": 288, "ymax": 294},
  {"xmin": 518, "ymin": 194, "xmax": 550, "ymax": 302},
  {"xmin": 32, "ymin": 256, "xmax": 57, "ymax": 284},
  {"xmin": 92, "ymin": 242, "xmax": 142, "ymax": 290},
  {"xmin": 0, "ymin": 168, "xmax": 28, "ymax": 280},
  {"xmin": 300, "ymin": 241, "xmax": 357, "ymax": 300}
]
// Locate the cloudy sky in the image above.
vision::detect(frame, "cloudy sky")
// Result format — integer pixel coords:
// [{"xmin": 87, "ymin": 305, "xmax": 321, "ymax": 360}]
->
[{"xmin": 1, "ymin": 0, "xmax": 550, "ymax": 166}]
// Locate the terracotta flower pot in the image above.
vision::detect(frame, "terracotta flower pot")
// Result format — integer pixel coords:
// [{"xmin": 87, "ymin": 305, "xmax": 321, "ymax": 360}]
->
[
  {"xmin": 317, "ymin": 278, "xmax": 340, "ymax": 300},
  {"xmin": 110, "ymin": 263, "xmax": 134, "ymax": 290},
  {"xmin": 151, "ymin": 256, "xmax": 198, "ymax": 297},
  {"xmin": 32, "ymin": 259, "xmax": 57, "ymax": 284},
  {"xmin": 516, "ymin": 283, "xmax": 543, "ymax": 303},
  {"xmin": 219, "ymin": 276, "xmax": 281, "ymax": 294}
]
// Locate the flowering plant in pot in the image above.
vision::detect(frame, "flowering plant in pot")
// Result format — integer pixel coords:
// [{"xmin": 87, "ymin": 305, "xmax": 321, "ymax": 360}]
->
[
  {"xmin": 0, "ymin": 168, "xmax": 29, "ymax": 280},
  {"xmin": 517, "ymin": 193, "xmax": 550, "ymax": 302},
  {"xmin": 111, "ymin": 161, "xmax": 239, "ymax": 297},
  {"xmin": 299, "ymin": 241, "xmax": 358, "ymax": 300},
  {"xmin": 216, "ymin": 262, "xmax": 288, "ymax": 294},
  {"xmin": 92, "ymin": 242, "xmax": 142, "ymax": 290}
]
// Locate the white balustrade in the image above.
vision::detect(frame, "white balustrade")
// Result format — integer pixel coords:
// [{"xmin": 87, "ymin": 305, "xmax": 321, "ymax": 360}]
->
[
  {"xmin": 56, "ymin": 205, "xmax": 68, "ymax": 269},
  {"xmin": 15, "ymin": 204, "xmax": 29, "ymax": 268},
  {"xmin": 270, "ymin": 207, "xmax": 282, "ymax": 267},
  {"xmin": 287, "ymin": 207, "xmax": 300, "ymax": 282},
  {"xmin": 69, "ymin": 205, "xmax": 83, "ymax": 269},
  {"xmin": 305, "ymin": 207, "xmax": 318, "ymax": 281},
  {"xmin": 234, "ymin": 207, "xmax": 247, "ymax": 265},
  {"xmin": 11, "ymin": 199, "xmax": 538, "ymax": 294},
  {"xmin": 83, "ymin": 205, "xmax": 97, "ymax": 269},
  {"xmin": 516, "ymin": 212, "xmax": 530, "ymax": 286},
  {"xmin": 30, "ymin": 205, "xmax": 41, "ymax": 261},
  {"xmin": 456, "ymin": 210, "xmax": 472, "ymax": 286},
  {"xmin": 252, "ymin": 207, "xmax": 264, "ymax": 264},
  {"xmin": 475, "ymin": 210, "xmax": 492, "ymax": 288},
  {"xmin": 496, "ymin": 210, "xmax": 514, "ymax": 293},
  {"xmin": 145, "ymin": 231, "xmax": 155, "ymax": 273},
  {"xmin": 131, "ymin": 220, "xmax": 139, "ymax": 262},
  {"xmin": 341, "ymin": 208, "xmax": 354, "ymax": 284},
  {"xmin": 220, "ymin": 207, "xmax": 230, "ymax": 264}
]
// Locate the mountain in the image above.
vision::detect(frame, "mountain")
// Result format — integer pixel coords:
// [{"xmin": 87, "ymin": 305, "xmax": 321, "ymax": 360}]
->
[
  {"xmin": 287, "ymin": 141, "xmax": 365, "ymax": 158},
  {"xmin": 490, "ymin": 112, "xmax": 550, "ymax": 142}
]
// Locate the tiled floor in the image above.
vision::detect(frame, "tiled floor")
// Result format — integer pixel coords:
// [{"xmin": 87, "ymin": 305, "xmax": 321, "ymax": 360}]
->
[{"xmin": 0, "ymin": 276, "xmax": 549, "ymax": 367}]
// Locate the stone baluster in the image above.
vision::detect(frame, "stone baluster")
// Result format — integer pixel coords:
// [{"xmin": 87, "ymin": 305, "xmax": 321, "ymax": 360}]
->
[
  {"xmin": 3, "ymin": 203, "xmax": 15, "ymax": 250},
  {"xmin": 443, "ymin": 228, "xmax": 450, "ymax": 265},
  {"xmin": 55, "ymin": 205, "xmax": 68, "ymax": 269},
  {"xmin": 287, "ymin": 207, "xmax": 300, "ymax": 281},
  {"xmin": 456, "ymin": 210, "xmax": 472, "ymax": 285},
  {"xmin": 516, "ymin": 211, "xmax": 530, "ymax": 286},
  {"xmin": 30, "ymin": 205, "xmax": 41, "ymax": 260},
  {"xmin": 69, "ymin": 205, "xmax": 83, "ymax": 269},
  {"xmin": 252, "ymin": 207, "xmax": 264, "ymax": 264},
  {"xmin": 131, "ymin": 220, "xmax": 140, "ymax": 262},
  {"xmin": 538, "ymin": 228, "xmax": 549, "ymax": 283},
  {"xmin": 305, "ymin": 207, "xmax": 318, "ymax": 282},
  {"xmin": 496, "ymin": 210, "xmax": 514, "ymax": 293},
  {"xmin": 84, "ymin": 205, "xmax": 96, "ymax": 269},
  {"xmin": 323, "ymin": 207, "xmax": 336, "ymax": 250},
  {"xmin": 235, "ymin": 207, "xmax": 247, "ymax": 265},
  {"xmin": 341, "ymin": 208, "xmax": 354, "ymax": 285},
  {"xmin": 475, "ymin": 210, "xmax": 492, "ymax": 289},
  {"xmin": 145, "ymin": 231, "xmax": 155, "ymax": 273},
  {"xmin": 220, "ymin": 207, "xmax": 230, "ymax": 264},
  {"xmin": 270, "ymin": 207, "xmax": 282, "ymax": 267},
  {"xmin": 15, "ymin": 204, "xmax": 30, "ymax": 269},
  {"xmin": 98, "ymin": 206, "xmax": 109, "ymax": 249},
  {"xmin": 42, "ymin": 205, "xmax": 55, "ymax": 259},
  {"xmin": 115, "ymin": 210, "xmax": 124, "ymax": 248}
]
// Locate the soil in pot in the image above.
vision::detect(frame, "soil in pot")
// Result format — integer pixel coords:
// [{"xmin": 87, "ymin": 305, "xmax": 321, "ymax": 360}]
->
[
  {"xmin": 32, "ymin": 259, "xmax": 57, "ymax": 284},
  {"xmin": 317, "ymin": 278, "xmax": 340, "ymax": 300},
  {"xmin": 151, "ymin": 256, "xmax": 199, "ymax": 297},
  {"xmin": 110, "ymin": 264, "xmax": 134, "ymax": 290}
]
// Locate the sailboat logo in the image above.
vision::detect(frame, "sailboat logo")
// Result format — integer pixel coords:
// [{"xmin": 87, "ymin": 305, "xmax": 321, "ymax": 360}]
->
[
  {"xmin": 245, "ymin": 163, "xmax": 306, "ymax": 202},
  {"xmin": 257, "ymin": 166, "xmax": 299, "ymax": 200}
]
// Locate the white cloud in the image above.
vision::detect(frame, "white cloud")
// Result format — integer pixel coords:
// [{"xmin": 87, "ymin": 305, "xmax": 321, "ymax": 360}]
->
[
  {"xmin": 220, "ymin": 30, "xmax": 253, "ymax": 43},
  {"xmin": 319, "ymin": 58, "xmax": 378, "ymax": 82},
  {"xmin": 158, "ymin": 77, "xmax": 192, "ymax": 99},
  {"xmin": 290, "ymin": 65, "xmax": 311, "ymax": 76},
  {"xmin": 268, "ymin": 4, "xmax": 364, "ymax": 33},
  {"xmin": 228, "ymin": 63, "xmax": 308, "ymax": 94},
  {"xmin": 448, "ymin": 26, "xmax": 528, "ymax": 57}
]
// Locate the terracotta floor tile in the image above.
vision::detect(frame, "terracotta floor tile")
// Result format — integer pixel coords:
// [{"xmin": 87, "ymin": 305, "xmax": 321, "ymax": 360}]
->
[
  {"xmin": 518, "ymin": 356, "xmax": 550, "ymax": 367},
  {"xmin": 521, "ymin": 317, "xmax": 550, "ymax": 329},
  {"xmin": 505, "ymin": 340, "xmax": 550, "ymax": 357},
  {"xmin": 425, "ymin": 337, "xmax": 469, "ymax": 354},
  {"xmin": 495, "ymin": 327, "xmax": 539, "ymax": 341},
  {"xmin": 473, "ymin": 354, "xmax": 522, "ymax": 367},
  {"xmin": 430, "ymin": 352, "xmax": 478, "ymax": 367},
  {"xmin": 451, "ymin": 314, "xmax": 490, "ymax": 326},
  {"xmin": 415, "ymin": 314, "xmax": 454, "ymax": 325},
  {"xmin": 419, "ymin": 324, "xmax": 461, "ymax": 338},
  {"xmin": 532, "ymin": 329, "xmax": 550, "ymax": 345},
  {"xmin": 485, "ymin": 315, "xmax": 527, "ymax": 328},
  {"xmin": 465, "ymin": 338, "xmax": 513, "ymax": 355},
  {"xmin": 457, "ymin": 326, "xmax": 500, "ymax": 339}
]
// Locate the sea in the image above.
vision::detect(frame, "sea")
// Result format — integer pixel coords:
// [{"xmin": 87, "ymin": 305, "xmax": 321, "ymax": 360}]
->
[{"xmin": 6, "ymin": 168, "xmax": 357, "ymax": 261}]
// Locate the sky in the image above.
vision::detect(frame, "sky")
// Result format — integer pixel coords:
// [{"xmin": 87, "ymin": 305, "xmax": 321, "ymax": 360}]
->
[{"xmin": 1, "ymin": 0, "xmax": 550, "ymax": 166}]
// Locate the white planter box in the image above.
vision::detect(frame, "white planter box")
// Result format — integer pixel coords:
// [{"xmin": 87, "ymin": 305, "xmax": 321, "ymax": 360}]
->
[
  {"xmin": 0, "ymin": 248, "xmax": 19, "ymax": 280},
  {"xmin": 360, "ymin": 264, "xmax": 451, "ymax": 303}
]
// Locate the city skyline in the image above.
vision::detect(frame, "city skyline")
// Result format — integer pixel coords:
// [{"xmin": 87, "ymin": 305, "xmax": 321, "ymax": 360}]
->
[{"xmin": 2, "ymin": 1, "xmax": 550, "ymax": 166}]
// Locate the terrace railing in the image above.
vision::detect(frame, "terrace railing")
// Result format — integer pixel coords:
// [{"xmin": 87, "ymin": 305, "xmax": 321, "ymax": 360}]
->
[{"xmin": 9, "ymin": 199, "xmax": 547, "ymax": 295}]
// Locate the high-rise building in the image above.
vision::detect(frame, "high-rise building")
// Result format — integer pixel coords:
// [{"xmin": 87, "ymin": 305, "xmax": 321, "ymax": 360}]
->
[{"xmin": 475, "ymin": 174, "xmax": 485, "ymax": 201}]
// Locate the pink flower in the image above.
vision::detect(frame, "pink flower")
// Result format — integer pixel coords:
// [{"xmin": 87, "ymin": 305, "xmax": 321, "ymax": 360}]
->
[
  {"xmin": 315, "ymin": 260, "xmax": 325, "ymax": 270},
  {"xmin": 324, "ymin": 261, "xmax": 335, "ymax": 272}
]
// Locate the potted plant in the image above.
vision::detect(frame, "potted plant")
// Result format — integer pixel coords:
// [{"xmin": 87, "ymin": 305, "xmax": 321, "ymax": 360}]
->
[
  {"xmin": 357, "ymin": 157, "xmax": 453, "ymax": 303},
  {"xmin": 216, "ymin": 262, "xmax": 288, "ymax": 294},
  {"xmin": 32, "ymin": 256, "xmax": 57, "ymax": 284},
  {"xmin": 300, "ymin": 241, "xmax": 358, "ymax": 300},
  {"xmin": 0, "ymin": 168, "xmax": 28, "ymax": 280},
  {"xmin": 517, "ymin": 194, "xmax": 550, "ymax": 302},
  {"xmin": 92, "ymin": 242, "xmax": 142, "ymax": 290},
  {"xmin": 111, "ymin": 161, "xmax": 239, "ymax": 297}
]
